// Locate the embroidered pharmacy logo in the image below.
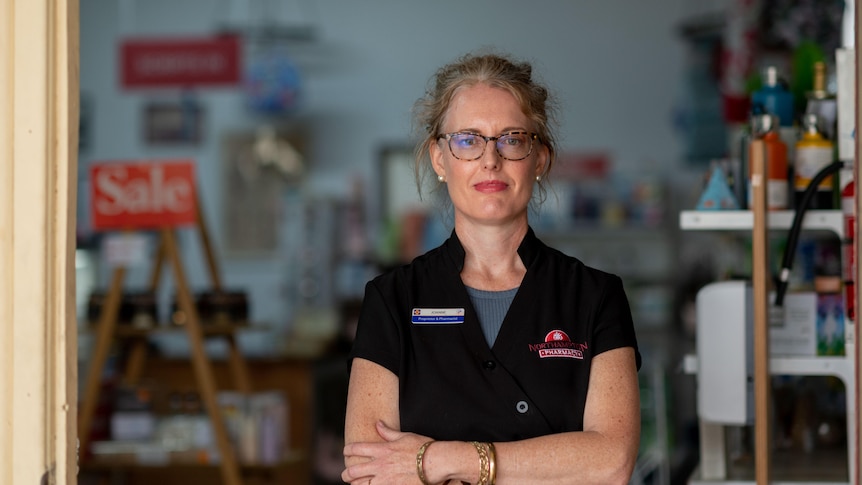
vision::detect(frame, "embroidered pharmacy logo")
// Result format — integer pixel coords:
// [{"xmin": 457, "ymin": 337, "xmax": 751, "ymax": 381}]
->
[
  {"xmin": 528, "ymin": 330, "xmax": 587, "ymax": 359},
  {"xmin": 411, "ymin": 308, "xmax": 465, "ymax": 324}
]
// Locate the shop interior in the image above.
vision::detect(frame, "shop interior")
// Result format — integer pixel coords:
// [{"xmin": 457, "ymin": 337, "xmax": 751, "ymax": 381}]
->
[{"xmin": 74, "ymin": 1, "xmax": 857, "ymax": 484}]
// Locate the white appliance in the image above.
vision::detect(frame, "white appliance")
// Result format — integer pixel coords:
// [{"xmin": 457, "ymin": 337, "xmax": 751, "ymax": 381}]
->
[{"xmin": 695, "ymin": 280, "xmax": 754, "ymax": 425}]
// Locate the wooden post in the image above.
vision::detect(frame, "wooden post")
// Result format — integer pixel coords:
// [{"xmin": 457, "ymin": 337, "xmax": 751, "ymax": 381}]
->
[
  {"xmin": 122, "ymin": 339, "xmax": 149, "ymax": 385},
  {"xmin": 227, "ymin": 336, "xmax": 252, "ymax": 394},
  {"xmin": 162, "ymin": 228, "xmax": 243, "ymax": 485},
  {"xmin": 122, "ymin": 231, "xmax": 168, "ymax": 386},
  {"xmin": 853, "ymin": 3, "xmax": 862, "ymax": 481},
  {"xmin": 148, "ymin": 232, "xmax": 166, "ymax": 290},
  {"xmin": 749, "ymin": 139, "xmax": 772, "ymax": 485},
  {"xmin": 194, "ymin": 191, "xmax": 252, "ymax": 395},
  {"xmin": 195, "ymin": 194, "xmax": 223, "ymax": 291}
]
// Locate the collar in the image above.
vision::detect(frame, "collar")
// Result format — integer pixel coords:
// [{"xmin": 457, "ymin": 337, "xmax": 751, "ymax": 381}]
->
[{"xmin": 442, "ymin": 226, "xmax": 542, "ymax": 272}]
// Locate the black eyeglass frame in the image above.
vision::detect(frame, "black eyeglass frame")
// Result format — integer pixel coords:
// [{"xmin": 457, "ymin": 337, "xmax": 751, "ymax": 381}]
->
[{"xmin": 436, "ymin": 131, "xmax": 539, "ymax": 161}]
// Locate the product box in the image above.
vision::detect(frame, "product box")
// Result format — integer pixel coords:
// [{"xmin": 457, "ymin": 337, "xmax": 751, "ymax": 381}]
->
[
  {"xmin": 110, "ymin": 411, "xmax": 156, "ymax": 441},
  {"xmin": 836, "ymin": 48, "xmax": 855, "ymax": 161},
  {"xmin": 770, "ymin": 292, "xmax": 817, "ymax": 356},
  {"xmin": 768, "ymin": 291, "xmax": 846, "ymax": 357},
  {"xmin": 816, "ymin": 293, "xmax": 845, "ymax": 356}
]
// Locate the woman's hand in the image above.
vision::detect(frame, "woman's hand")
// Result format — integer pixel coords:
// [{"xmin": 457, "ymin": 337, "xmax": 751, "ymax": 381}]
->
[{"xmin": 342, "ymin": 420, "xmax": 432, "ymax": 485}]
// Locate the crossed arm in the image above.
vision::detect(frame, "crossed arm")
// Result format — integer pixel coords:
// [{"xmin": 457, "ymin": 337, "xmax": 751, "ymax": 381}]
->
[{"xmin": 342, "ymin": 347, "xmax": 641, "ymax": 485}]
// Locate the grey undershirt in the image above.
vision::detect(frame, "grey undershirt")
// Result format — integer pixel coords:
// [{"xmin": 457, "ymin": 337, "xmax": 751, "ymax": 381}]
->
[{"xmin": 466, "ymin": 286, "xmax": 518, "ymax": 347}]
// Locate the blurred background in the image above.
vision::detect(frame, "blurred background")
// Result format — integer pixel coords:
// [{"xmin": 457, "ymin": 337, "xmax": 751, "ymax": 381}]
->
[{"xmin": 74, "ymin": 1, "xmax": 854, "ymax": 484}]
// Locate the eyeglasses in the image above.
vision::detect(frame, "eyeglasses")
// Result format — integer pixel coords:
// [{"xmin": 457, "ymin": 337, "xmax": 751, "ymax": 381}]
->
[{"xmin": 436, "ymin": 131, "xmax": 538, "ymax": 161}]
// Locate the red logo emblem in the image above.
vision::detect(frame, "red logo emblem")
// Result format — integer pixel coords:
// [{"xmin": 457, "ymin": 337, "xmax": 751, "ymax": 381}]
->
[
  {"xmin": 529, "ymin": 330, "xmax": 586, "ymax": 360},
  {"xmin": 545, "ymin": 330, "xmax": 571, "ymax": 342}
]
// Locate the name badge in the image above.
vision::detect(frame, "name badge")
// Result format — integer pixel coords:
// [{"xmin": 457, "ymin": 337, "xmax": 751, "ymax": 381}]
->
[{"xmin": 412, "ymin": 308, "xmax": 465, "ymax": 324}]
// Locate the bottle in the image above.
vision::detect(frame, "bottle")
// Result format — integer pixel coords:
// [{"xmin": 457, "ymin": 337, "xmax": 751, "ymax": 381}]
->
[
  {"xmin": 735, "ymin": 104, "xmax": 767, "ymax": 209},
  {"xmin": 805, "ymin": 61, "xmax": 838, "ymax": 141},
  {"xmin": 753, "ymin": 66, "xmax": 798, "ymax": 164},
  {"xmin": 748, "ymin": 114, "xmax": 789, "ymax": 210},
  {"xmin": 752, "ymin": 66, "xmax": 795, "ymax": 128},
  {"xmin": 794, "ymin": 113, "xmax": 835, "ymax": 209}
]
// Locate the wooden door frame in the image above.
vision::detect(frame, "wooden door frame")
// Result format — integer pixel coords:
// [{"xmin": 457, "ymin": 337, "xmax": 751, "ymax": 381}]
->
[
  {"xmin": 0, "ymin": 0, "xmax": 79, "ymax": 484},
  {"xmin": 855, "ymin": 6, "xmax": 862, "ymax": 484}
]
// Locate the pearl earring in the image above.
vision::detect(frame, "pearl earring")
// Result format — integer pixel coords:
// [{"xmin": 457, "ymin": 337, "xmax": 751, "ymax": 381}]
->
[
  {"xmin": 536, "ymin": 175, "xmax": 542, "ymax": 182},
  {"xmin": 438, "ymin": 174, "xmax": 445, "ymax": 182}
]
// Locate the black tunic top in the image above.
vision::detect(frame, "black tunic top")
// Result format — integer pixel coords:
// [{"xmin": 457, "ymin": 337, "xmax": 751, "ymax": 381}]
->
[{"xmin": 349, "ymin": 227, "xmax": 640, "ymax": 443}]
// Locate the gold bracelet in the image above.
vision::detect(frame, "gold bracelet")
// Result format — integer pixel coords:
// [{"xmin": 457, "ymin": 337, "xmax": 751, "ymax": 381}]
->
[
  {"xmin": 471, "ymin": 441, "xmax": 490, "ymax": 485},
  {"xmin": 416, "ymin": 441, "xmax": 434, "ymax": 485},
  {"xmin": 487, "ymin": 442, "xmax": 497, "ymax": 485}
]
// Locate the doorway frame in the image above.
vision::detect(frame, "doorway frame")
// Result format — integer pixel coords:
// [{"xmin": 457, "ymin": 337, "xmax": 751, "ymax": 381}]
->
[{"xmin": 0, "ymin": 0, "xmax": 79, "ymax": 484}]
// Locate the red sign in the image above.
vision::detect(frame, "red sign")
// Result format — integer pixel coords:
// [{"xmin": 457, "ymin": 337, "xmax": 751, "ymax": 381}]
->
[
  {"xmin": 554, "ymin": 152, "xmax": 611, "ymax": 181},
  {"xmin": 91, "ymin": 160, "xmax": 197, "ymax": 230},
  {"xmin": 121, "ymin": 36, "xmax": 241, "ymax": 88}
]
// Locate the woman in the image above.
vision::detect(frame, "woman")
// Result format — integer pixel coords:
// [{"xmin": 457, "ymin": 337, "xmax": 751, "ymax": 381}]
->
[{"xmin": 342, "ymin": 51, "xmax": 641, "ymax": 485}]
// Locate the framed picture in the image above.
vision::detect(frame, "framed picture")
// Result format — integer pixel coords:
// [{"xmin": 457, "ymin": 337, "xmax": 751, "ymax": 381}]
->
[
  {"xmin": 379, "ymin": 144, "xmax": 423, "ymax": 225},
  {"xmin": 221, "ymin": 128, "xmax": 305, "ymax": 257},
  {"xmin": 143, "ymin": 100, "xmax": 204, "ymax": 145}
]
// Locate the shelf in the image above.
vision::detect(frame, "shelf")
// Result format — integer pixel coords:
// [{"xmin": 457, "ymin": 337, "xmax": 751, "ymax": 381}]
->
[
  {"xmin": 683, "ymin": 204, "xmax": 857, "ymax": 484},
  {"xmin": 679, "ymin": 210, "xmax": 843, "ymax": 238},
  {"xmin": 771, "ymin": 356, "xmax": 854, "ymax": 382},
  {"xmin": 81, "ymin": 456, "xmax": 309, "ymax": 484},
  {"xmin": 85, "ymin": 321, "xmax": 265, "ymax": 338},
  {"xmin": 83, "ymin": 451, "xmax": 305, "ymax": 470},
  {"xmin": 79, "ymin": 358, "xmax": 314, "ymax": 484},
  {"xmin": 683, "ymin": 354, "xmax": 854, "ymax": 383},
  {"xmin": 688, "ymin": 446, "xmax": 849, "ymax": 484}
]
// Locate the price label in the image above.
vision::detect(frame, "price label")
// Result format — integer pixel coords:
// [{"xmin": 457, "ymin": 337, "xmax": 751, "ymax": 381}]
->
[{"xmin": 101, "ymin": 233, "xmax": 150, "ymax": 267}]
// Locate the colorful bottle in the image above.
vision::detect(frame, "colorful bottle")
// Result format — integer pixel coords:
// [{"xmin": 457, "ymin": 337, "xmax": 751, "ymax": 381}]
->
[
  {"xmin": 753, "ymin": 66, "xmax": 798, "ymax": 167},
  {"xmin": 752, "ymin": 66, "xmax": 795, "ymax": 128},
  {"xmin": 805, "ymin": 61, "xmax": 838, "ymax": 141},
  {"xmin": 794, "ymin": 113, "xmax": 835, "ymax": 209},
  {"xmin": 749, "ymin": 114, "xmax": 789, "ymax": 210}
]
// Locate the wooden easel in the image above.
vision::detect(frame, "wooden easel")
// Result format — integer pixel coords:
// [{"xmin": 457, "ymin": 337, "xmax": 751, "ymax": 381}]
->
[{"xmin": 78, "ymin": 197, "xmax": 250, "ymax": 485}]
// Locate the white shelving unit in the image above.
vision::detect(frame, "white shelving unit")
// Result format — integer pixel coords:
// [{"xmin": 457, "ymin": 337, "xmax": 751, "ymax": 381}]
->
[
  {"xmin": 680, "ymin": 210, "xmax": 843, "ymax": 236},
  {"xmin": 679, "ymin": 210, "xmax": 857, "ymax": 485}
]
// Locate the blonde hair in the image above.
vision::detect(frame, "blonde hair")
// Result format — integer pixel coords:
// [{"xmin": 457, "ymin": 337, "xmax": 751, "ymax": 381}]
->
[{"xmin": 412, "ymin": 50, "xmax": 559, "ymax": 203}]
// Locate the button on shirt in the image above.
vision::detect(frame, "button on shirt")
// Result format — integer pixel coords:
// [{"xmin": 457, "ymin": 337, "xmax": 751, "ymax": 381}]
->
[{"xmin": 349, "ymin": 227, "xmax": 640, "ymax": 443}]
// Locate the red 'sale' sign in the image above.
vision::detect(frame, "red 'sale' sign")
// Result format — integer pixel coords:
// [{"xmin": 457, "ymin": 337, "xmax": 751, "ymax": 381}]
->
[
  {"xmin": 91, "ymin": 161, "xmax": 197, "ymax": 230},
  {"xmin": 121, "ymin": 35, "xmax": 241, "ymax": 88}
]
